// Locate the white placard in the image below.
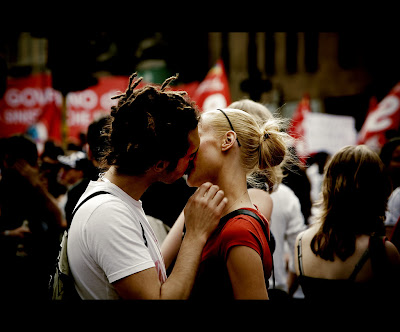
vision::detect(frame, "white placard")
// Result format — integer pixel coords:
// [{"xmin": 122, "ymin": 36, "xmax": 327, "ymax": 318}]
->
[{"xmin": 304, "ymin": 112, "xmax": 357, "ymax": 156}]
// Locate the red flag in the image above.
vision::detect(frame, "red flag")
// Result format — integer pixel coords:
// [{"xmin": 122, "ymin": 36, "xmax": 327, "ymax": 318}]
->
[
  {"xmin": 191, "ymin": 59, "xmax": 231, "ymax": 112},
  {"xmin": 357, "ymin": 82, "xmax": 400, "ymax": 151},
  {"xmin": 173, "ymin": 81, "xmax": 200, "ymax": 99},
  {"xmin": 288, "ymin": 93, "xmax": 311, "ymax": 164}
]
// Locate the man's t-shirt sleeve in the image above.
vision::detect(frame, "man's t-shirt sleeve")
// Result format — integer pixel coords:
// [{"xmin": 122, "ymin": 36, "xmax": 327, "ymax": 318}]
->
[{"xmin": 86, "ymin": 201, "xmax": 155, "ymax": 283}]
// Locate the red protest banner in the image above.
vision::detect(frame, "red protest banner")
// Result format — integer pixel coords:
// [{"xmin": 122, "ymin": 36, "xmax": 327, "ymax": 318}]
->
[
  {"xmin": 65, "ymin": 75, "xmax": 128, "ymax": 144},
  {"xmin": 0, "ymin": 61, "xmax": 232, "ymax": 148},
  {"xmin": 0, "ymin": 73, "xmax": 62, "ymax": 143},
  {"xmin": 287, "ymin": 93, "xmax": 311, "ymax": 164},
  {"xmin": 357, "ymin": 82, "xmax": 400, "ymax": 151}
]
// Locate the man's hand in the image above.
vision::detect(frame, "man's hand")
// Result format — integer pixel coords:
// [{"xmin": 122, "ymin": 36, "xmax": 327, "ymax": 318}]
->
[
  {"xmin": 115, "ymin": 183, "xmax": 228, "ymax": 300},
  {"xmin": 183, "ymin": 182, "xmax": 228, "ymax": 242}
]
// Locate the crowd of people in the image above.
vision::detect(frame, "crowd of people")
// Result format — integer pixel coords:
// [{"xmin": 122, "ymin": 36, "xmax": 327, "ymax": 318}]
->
[{"xmin": 1, "ymin": 72, "xmax": 400, "ymax": 302}]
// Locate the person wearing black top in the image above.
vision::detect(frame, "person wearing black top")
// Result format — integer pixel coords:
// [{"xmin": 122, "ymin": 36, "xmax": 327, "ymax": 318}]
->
[{"xmin": 294, "ymin": 145, "xmax": 400, "ymax": 301}]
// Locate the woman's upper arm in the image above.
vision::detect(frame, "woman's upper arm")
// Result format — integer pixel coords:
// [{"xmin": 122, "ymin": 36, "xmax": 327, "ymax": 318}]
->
[
  {"xmin": 226, "ymin": 246, "xmax": 269, "ymax": 300},
  {"xmin": 385, "ymin": 240, "xmax": 400, "ymax": 265}
]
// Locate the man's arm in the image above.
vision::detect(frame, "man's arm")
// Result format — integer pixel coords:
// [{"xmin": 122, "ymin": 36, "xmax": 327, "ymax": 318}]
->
[{"xmin": 113, "ymin": 182, "xmax": 227, "ymax": 299}]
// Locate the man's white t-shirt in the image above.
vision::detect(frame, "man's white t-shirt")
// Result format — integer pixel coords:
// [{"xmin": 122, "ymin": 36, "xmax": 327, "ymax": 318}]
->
[{"xmin": 67, "ymin": 180, "xmax": 167, "ymax": 299}]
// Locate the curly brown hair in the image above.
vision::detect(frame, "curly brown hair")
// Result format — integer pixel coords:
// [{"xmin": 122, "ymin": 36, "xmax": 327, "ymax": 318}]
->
[{"xmin": 98, "ymin": 73, "xmax": 200, "ymax": 175}]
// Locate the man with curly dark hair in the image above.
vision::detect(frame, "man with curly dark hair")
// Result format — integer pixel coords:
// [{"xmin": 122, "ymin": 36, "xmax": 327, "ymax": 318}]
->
[{"xmin": 67, "ymin": 73, "xmax": 227, "ymax": 299}]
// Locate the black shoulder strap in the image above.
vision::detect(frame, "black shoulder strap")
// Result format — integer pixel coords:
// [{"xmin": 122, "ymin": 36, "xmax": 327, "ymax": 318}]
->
[
  {"xmin": 348, "ymin": 248, "xmax": 370, "ymax": 281},
  {"xmin": 297, "ymin": 232, "xmax": 305, "ymax": 276},
  {"xmin": 70, "ymin": 190, "xmax": 147, "ymax": 247}
]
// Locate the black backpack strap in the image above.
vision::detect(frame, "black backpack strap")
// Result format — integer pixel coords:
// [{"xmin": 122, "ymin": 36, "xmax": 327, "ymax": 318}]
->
[
  {"xmin": 70, "ymin": 190, "xmax": 147, "ymax": 247},
  {"xmin": 70, "ymin": 191, "xmax": 111, "ymax": 221},
  {"xmin": 297, "ymin": 232, "xmax": 305, "ymax": 277}
]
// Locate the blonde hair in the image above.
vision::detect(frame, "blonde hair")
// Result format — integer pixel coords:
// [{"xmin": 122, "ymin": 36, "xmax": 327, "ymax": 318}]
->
[
  {"xmin": 205, "ymin": 108, "xmax": 293, "ymax": 192},
  {"xmin": 228, "ymin": 99, "xmax": 273, "ymax": 123}
]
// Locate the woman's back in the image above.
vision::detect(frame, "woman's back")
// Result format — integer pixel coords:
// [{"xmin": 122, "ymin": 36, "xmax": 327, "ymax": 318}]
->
[{"xmin": 295, "ymin": 224, "xmax": 400, "ymax": 300}]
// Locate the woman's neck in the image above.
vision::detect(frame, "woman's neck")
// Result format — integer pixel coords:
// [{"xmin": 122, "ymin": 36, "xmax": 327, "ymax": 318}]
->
[{"xmin": 217, "ymin": 169, "xmax": 254, "ymax": 215}]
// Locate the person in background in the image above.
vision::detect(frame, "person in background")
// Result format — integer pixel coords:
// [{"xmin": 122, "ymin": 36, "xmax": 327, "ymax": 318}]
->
[
  {"xmin": 56, "ymin": 150, "xmax": 89, "ymax": 223},
  {"xmin": 228, "ymin": 99, "xmax": 274, "ymax": 220},
  {"xmin": 306, "ymin": 151, "xmax": 331, "ymax": 225},
  {"xmin": 67, "ymin": 73, "xmax": 227, "ymax": 299},
  {"xmin": 64, "ymin": 116, "xmax": 109, "ymax": 227},
  {"xmin": 282, "ymin": 150, "xmax": 312, "ymax": 226},
  {"xmin": 387, "ymin": 188, "xmax": 400, "ymax": 252},
  {"xmin": 306, "ymin": 151, "xmax": 330, "ymax": 205},
  {"xmin": 57, "ymin": 150, "xmax": 88, "ymax": 191},
  {"xmin": 295, "ymin": 145, "xmax": 400, "ymax": 301},
  {"xmin": 39, "ymin": 140, "xmax": 67, "ymax": 200},
  {"xmin": 141, "ymin": 177, "xmax": 196, "ymax": 229},
  {"xmin": 228, "ymin": 99, "xmax": 306, "ymax": 299},
  {"xmin": 379, "ymin": 137, "xmax": 400, "ymax": 238},
  {"xmin": 0, "ymin": 135, "xmax": 66, "ymax": 300}
]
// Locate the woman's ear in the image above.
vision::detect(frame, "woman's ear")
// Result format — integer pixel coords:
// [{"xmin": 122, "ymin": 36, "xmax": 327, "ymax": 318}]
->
[{"xmin": 221, "ymin": 131, "xmax": 237, "ymax": 151}]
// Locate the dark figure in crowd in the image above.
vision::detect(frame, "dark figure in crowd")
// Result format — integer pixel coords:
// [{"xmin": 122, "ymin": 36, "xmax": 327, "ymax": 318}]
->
[
  {"xmin": 39, "ymin": 140, "xmax": 67, "ymax": 200},
  {"xmin": 295, "ymin": 145, "xmax": 400, "ymax": 301},
  {"xmin": 380, "ymin": 137, "xmax": 400, "ymax": 190},
  {"xmin": 64, "ymin": 117, "xmax": 109, "ymax": 227},
  {"xmin": 67, "ymin": 73, "xmax": 227, "ymax": 299},
  {"xmin": 141, "ymin": 178, "xmax": 196, "ymax": 228},
  {"xmin": 379, "ymin": 137, "xmax": 400, "ymax": 240},
  {"xmin": 0, "ymin": 135, "xmax": 66, "ymax": 300},
  {"xmin": 282, "ymin": 148, "xmax": 312, "ymax": 225}
]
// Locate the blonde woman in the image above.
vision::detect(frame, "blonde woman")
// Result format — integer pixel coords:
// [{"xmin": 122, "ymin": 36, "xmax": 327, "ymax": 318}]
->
[{"xmin": 162, "ymin": 108, "xmax": 292, "ymax": 299}]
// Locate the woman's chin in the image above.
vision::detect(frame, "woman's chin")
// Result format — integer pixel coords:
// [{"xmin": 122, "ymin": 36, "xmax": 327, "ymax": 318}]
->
[
  {"xmin": 185, "ymin": 173, "xmax": 200, "ymax": 188},
  {"xmin": 185, "ymin": 177, "xmax": 196, "ymax": 188}
]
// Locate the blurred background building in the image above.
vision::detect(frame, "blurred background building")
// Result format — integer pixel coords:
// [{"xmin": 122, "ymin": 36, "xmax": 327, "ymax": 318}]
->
[{"xmin": 1, "ymin": 31, "xmax": 399, "ymax": 142}]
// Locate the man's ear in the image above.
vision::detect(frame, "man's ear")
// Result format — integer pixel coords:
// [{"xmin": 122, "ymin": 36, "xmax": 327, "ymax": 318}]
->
[
  {"xmin": 153, "ymin": 160, "xmax": 170, "ymax": 173},
  {"xmin": 221, "ymin": 131, "xmax": 237, "ymax": 151}
]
